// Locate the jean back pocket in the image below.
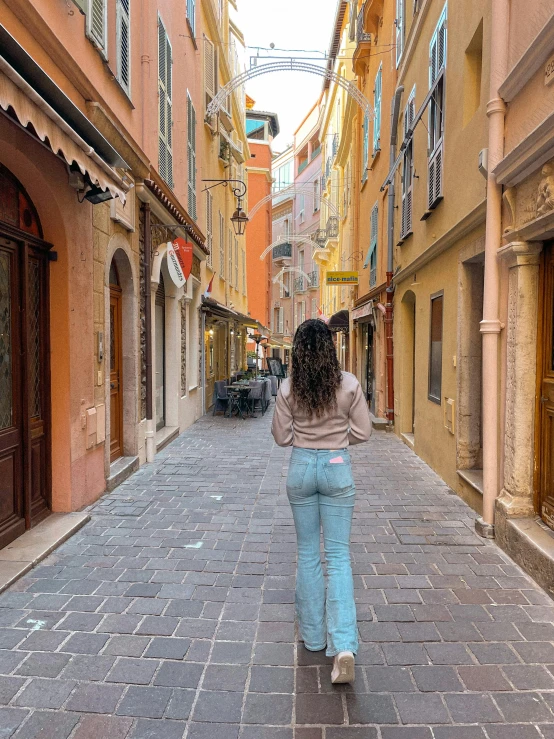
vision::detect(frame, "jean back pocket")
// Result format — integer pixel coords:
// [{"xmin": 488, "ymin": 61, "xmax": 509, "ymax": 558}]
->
[{"xmin": 287, "ymin": 461, "xmax": 309, "ymax": 490}]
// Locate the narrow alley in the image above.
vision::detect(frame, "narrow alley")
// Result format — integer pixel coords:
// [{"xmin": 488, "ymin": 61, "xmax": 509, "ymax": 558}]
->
[{"xmin": 1, "ymin": 409, "xmax": 554, "ymax": 738}]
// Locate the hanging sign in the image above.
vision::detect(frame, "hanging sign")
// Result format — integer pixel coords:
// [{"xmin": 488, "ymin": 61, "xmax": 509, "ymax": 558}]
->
[
  {"xmin": 326, "ymin": 271, "xmax": 359, "ymax": 285},
  {"xmin": 172, "ymin": 237, "xmax": 193, "ymax": 281},
  {"xmin": 166, "ymin": 243, "xmax": 186, "ymax": 288}
]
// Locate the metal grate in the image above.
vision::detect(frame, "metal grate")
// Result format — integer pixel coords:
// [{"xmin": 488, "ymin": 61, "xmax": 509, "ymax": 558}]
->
[
  {"xmin": 28, "ymin": 259, "xmax": 41, "ymax": 419},
  {"xmin": 0, "ymin": 251, "xmax": 12, "ymax": 430}
]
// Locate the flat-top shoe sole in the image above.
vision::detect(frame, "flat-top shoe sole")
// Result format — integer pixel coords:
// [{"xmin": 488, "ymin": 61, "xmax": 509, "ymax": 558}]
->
[{"xmin": 331, "ymin": 651, "xmax": 355, "ymax": 684}]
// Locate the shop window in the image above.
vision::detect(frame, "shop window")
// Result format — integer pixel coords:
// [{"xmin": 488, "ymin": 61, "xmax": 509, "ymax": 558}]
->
[{"xmin": 428, "ymin": 292, "xmax": 443, "ymax": 404}]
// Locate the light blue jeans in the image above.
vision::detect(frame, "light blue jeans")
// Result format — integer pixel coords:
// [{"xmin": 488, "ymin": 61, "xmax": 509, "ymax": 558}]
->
[{"xmin": 286, "ymin": 447, "xmax": 358, "ymax": 657}]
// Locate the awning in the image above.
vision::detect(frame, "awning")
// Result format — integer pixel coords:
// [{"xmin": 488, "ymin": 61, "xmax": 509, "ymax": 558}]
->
[
  {"xmin": 201, "ymin": 296, "xmax": 237, "ymax": 320},
  {"xmin": 328, "ymin": 309, "xmax": 349, "ymax": 333},
  {"xmin": 0, "ymin": 50, "xmax": 129, "ymax": 202},
  {"xmin": 229, "ymin": 310, "xmax": 259, "ymax": 329}
]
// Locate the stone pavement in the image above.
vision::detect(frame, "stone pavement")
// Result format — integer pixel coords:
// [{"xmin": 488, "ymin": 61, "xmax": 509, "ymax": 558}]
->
[{"xmin": 1, "ymin": 407, "xmax": 554, "ymax": 739}]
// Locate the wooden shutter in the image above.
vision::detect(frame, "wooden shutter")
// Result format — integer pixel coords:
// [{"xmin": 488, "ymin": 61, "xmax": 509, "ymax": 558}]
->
[
  {"xmin": 373, "ymin": 65, "xmax": 382, "ymax": 154},
  {"xmin": 158, "ymin": 18, "xmax": 173, "ymax": 188},
  {"xmin": 87, "ymin": 0, "xmax": 107, "ymax": 56},
  {"xmin": 187, "ymin": 95, "xmax": 197, "ymax": 220},
  {"xmin": 116, "ymin": 0, "xmax": 131, "ymax": 95},
  {"xmin": 362, "ymin": 114, "xmax": 369, "ymax": 183},
  {"xmin": 396, "ymin": 0, "xmax": 404, "ymax": 67},
  {"xmin": 219, "ymin": 212, "xmax": 225, "ymax": 275},
  {"xmin": 428, "ymin": 7, "xmax": 447, "ymax": 210},
  {"xmin": 279, "ymin": 307, "xmax": 284, "ymax": 334},
  {"xmin": 401, "ymin": 92, "xmax": 415, "ymax": 238},
  {"xmin": 228, "ymin": 228, "xmax": 233, "ymax": 285},
  {"xmin": 206, "ymin": 191, "xmax": 213, "ymax": 267},
  {"xmin": 234, "ymin": 237, "xmax": 238, "ymax": 288},
  {"xmin": 204, "ymin": 36, "xmax": 216, "ymax": 110}
]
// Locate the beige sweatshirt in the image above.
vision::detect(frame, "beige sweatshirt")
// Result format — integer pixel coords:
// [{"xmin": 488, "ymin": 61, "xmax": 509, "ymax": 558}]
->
[{"xmin": 271, "ymin": 371, "xmax": 373, "ymax": 449}]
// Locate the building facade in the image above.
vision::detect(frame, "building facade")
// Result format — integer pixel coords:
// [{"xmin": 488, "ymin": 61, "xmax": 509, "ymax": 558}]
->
[{"xmin": 0, "ymin": 0, "xmax": 248, "ymax": 550}]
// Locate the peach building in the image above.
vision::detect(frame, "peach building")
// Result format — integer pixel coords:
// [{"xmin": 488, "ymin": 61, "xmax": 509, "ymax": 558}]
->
[
  {"xmin": 245, "ymin": 104, "xmax": 280, "ymax": 335},
  {"xmin": 0, "ymin": 0, "xmax": 247, "ymax": 550}
]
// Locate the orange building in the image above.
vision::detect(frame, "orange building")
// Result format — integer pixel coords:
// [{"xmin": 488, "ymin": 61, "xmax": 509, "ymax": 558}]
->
[{"xmin": 245, "ymin": 104, "xmax": 279, "ymax": 336}]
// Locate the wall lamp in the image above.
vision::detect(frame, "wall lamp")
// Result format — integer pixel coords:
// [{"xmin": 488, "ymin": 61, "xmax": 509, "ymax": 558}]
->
[{"xmin": 202, "ymin": 179, "xmax": 249, "ymax": 236}]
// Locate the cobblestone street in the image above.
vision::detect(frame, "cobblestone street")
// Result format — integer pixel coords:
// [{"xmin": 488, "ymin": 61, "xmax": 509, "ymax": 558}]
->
[{"xmin": 1, "ymin": 408, "xmax": 554, "ymax": 738}]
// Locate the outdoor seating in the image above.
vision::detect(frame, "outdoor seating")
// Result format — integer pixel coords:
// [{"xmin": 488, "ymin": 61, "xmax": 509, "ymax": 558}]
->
[
  {"xmin": 248, "ymin": 381, "xmax": 265, "ymax": 416},
  {"xmin": 212, "ymin": 381, "xmax": 229, "ymax": 416},
  {"xmin": 262, "ymin": 377, "xmax": 272, "ymax": 413},
  {"xmin": 268, "ymin": 375, "xmax": 278, "ymax": 398}
]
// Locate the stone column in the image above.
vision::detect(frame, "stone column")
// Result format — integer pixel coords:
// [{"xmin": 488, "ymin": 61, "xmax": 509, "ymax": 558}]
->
[{"xmin": 497, "ymin": 241, "xmax": 543, "ymax": 519}]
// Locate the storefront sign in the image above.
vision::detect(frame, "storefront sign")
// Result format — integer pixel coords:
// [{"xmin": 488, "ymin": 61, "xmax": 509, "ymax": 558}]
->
[
  {"xmin": 167, "ymin": 244, "xmax": 186, "ymax": 288},
  {"xmin": 352, "ymin": 301, "xmax": 373, "ymax": 321},
  {"xmin": 172, "ymin": 237, "xmax": 193, "ymax": 281},
  {"xmin": 326, "ymin": 271, "xmax": 359, "ymax": 285},
  {"xmin": 546, "ymin": 54, "xmax": 554, "ymax": 87}
]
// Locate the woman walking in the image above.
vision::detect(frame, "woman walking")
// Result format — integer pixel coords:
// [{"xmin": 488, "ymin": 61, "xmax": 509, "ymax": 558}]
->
[{"xmin": 271, "ymin": 319, "xmax": 372, "ymax": 684}]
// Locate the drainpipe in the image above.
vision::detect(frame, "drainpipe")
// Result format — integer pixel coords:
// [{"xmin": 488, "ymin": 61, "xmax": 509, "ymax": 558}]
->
[
  {"xmin": 478, "ymin": 0, "xmax": 509, "ymax": 537},
  {"xmin": 201, "ymin": 310, "xmax": 206, "ymax": 415},
  {"xmin": 143, "ymin": 203, "xmax": 155, "ymax": 463},
  {"xmin": 385, "ymin": 86, "xmax": 404, "ymax": 423}
]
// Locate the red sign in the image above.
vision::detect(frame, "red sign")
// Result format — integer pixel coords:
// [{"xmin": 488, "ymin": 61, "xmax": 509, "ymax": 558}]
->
[{"xmin": 172, "ymin": 237, "xmax": 193, "ymax": 281}]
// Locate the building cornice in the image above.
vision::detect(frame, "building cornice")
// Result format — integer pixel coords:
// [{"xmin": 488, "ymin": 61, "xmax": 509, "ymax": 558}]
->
[
  {"xmin": 499, "ymin": 14, "xmax": 554, "ymax": 102},
  {"xmin": 394, "ymin": 200, "xmax": 487, "ymax": 284},
  {"xmin": 494, "ymin": 110, "xmax": 554, "ymax": 187}
]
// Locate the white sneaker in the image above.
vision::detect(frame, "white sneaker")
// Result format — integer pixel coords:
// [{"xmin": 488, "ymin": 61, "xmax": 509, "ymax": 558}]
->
[{"xmin": 331, "ymin": 651, "xmax": 355, "ymax": 684}]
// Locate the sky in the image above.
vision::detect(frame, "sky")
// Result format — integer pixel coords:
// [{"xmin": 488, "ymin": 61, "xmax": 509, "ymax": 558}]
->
[{"xmin": 237, "ymin": 0, "xmax": 339, "ymax": 151}]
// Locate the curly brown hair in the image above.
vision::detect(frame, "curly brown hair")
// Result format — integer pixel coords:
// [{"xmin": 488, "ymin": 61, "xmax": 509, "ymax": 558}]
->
[{"xmin": 290, "ymin": 319, "xmax": 343, "ymax": 417}]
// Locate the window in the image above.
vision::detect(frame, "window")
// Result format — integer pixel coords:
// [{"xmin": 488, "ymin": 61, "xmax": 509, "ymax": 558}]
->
[
  {"xmin": 364, "ymin": 203, "xmax": 378, "ymax": 288},
  {"xmin": 396, "ymin": 0, "xmax": 405, "ymax": 67},
  {"xmin": 187, "ymin": 94, "xmax": 197, "ymax": 220},
  {"xmin": 219, "ymin": 211, "xmax": 225, "ymax": 277},
  {"xmin": 273, "ymin": 161, "xmax": 293, "ymax": 192},
  {"xmin": 280, "ymin": 273, "xmax": 290, "ymax": 299},
  {"xmin": 158, "ymin": 16, "xmax": 173, "ymax": 188},
  {"xmin": 228, "ymin": 229, "xmax": 233, "ymax": 287},
  {"xmin": 298, "ymin": 193, "xmax": 305, "ymax": 224},
  {"xmin": 86, "ymin": 0, "xmax": 107, "ymax": 57},
  {"xmin": 242, "ymin": 249, "xmax": 246, "ymax": 294},
  {"xmin": 116, "ymin": 0, "xmax": 130, "ymax": 95},
  {"xmin": 204, "ymin": 36, "xmax": 217, "ymax": 112},
  {"xmin": 373, "ymin": 65, "xmax": 382, "ymax": 154},
  {"xmin": 186, "ymin": 0, "xmax": 196, "ymax": 35},
  {"xmin": 401, "ymin": 87, "xmax": 416, "ymax": 239},
  {"xmin": 206, "ymin": 191, "xmax": 213, "ymax": 267},
  {"xmin": 362, "ymin": 114, "xmax": 369, "ymax": 183},
  {"xmin": 311, "ymin": 298, "xmax": 317, "ymax": 319},
  {"xmin": 428, "ymin": 293, "xmax": 443, "ymax": 403},
  {"xmin": 313, "ymin": 179, "xmax": 320, "ymax": 212},
  {"xmin": 428, "ymin": 5, "xmax": 447, "ymax": 210}
]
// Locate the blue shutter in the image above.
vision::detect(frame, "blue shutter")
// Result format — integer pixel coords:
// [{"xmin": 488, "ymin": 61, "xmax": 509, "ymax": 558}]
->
[
  {"xmin": 362, "ymin": 114, "xmax": 369, "ymax": 183},
  {"xmin": 364, "ymin": 202, "xmax": 378, "ymax": 282}
]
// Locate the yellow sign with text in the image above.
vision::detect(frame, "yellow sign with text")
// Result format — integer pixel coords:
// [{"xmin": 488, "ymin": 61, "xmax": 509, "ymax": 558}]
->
[{"xmin": 326, "ymin": 271, "xmax": 359, "ymax": 285}]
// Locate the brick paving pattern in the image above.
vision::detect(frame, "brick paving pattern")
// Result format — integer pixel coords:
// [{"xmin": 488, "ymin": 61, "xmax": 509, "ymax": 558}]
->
[{"xmin": 1, "ymin": 408, "xmax": 554, "ymax": 738}]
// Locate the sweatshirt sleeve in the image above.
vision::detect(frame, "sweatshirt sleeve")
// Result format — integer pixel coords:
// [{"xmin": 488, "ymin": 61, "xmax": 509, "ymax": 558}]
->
[
  {"xmin": 271, "ymin": 387, "xmax": 294, "ymax": 447},
  {"xmin": 348, "ymin": 381, "xmax": 373, "ymax": 445}
]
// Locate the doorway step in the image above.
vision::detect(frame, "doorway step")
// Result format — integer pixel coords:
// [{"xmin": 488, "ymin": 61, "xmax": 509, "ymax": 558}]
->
[
  {"xmin": 156, "ymin": 426, "xmax": 180, "ymax": 453},
  {"xmin": 107, "ymin": 456, "xmax": 139, "ymax": 492},
  {"xmin": 0, "ymin": 513, "xmax": 89, "ymax": 594}
]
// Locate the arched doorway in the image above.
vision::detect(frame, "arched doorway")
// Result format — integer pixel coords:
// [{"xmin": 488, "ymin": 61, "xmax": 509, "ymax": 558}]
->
[
  {"xmin": 155, "ymin": 273, "xmax": 166, "ymax": 431},
  {"xmin": 109, "ymin": 261, "xmax": 123, "ymax": 462},
  {"xmin": 0, "ymin": 164, "xmax": 51, "ymax": 548}
]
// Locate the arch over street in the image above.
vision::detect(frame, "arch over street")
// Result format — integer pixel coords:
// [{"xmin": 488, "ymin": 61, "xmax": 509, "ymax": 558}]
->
[
  {"xmin": 206, "ymin": 60, "xmax": 373, "ymax": 123},
  {"xmin": 248, "ymin": 184, "xmax": 340, "ymax": 221}
]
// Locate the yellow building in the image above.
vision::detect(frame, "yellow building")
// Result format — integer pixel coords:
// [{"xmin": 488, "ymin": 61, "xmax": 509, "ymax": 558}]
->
[
  {"xmin": 387, "ymin": 0, "xmax": 490, "ymax": 508},
  {"xmin": 199, "ymin": 0, "xmax": 252, "ymax": 410},
  {"xmin": 315, "ymin": 0, "xmax": 358, "ymax": 370}
]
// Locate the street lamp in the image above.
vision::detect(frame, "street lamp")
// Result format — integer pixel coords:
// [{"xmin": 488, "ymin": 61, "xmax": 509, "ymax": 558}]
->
[
  {"xmin": 202, "ymin": 179, "xmax": 249, "ymax": 236},
  {"xmin": 250, "ymin": 332, "xmax": 268, "ymax": 378}
]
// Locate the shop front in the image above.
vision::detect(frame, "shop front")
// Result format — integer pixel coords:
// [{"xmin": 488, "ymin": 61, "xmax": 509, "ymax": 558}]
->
[
  {"xmin": 328, "ymin": 309, "xmax": 350, "ymax": 371},
  {"xmin": 352, "ymin": 301, "xmax": 376, "ymax": 414}
]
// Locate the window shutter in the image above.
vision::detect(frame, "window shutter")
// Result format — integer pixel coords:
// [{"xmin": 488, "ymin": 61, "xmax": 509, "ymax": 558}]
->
[
  {"xmin": 204, "ymin": 36, "xmax": 216, "ymax": 107},
  {"xmin": 396, "ymin": 0, "xmax": 404, "ymax": 67},
  {"xmin": 87, "ymin": 0, "xmax": 107, "ymax": 56},
  {"xmin": 228, "ymin": 228, "xmax": 233, "ymax": 285},
  {"xmin": 206, "ymin": 191, "xmax": 213, "ymax": 267},
  {"xmin": 187, "ymin": 95, "xmax": 197, "ymax": 221},
  {"xmin": 362, "ymin": 114, "xmax": 369, "ymax": 183},
  {"xmin": 279, "ymin": 307, "xmax": 284, "ymax": 334},
  {"xmin": 116, "ymin": 0, "xmax": 131, "ymax": 95},
  {"xmin": 158, "ymin": 18, "xmax": 173, "ymax": 188},
  {"xmin": 373, "ymin": 65, "xmax": 382, "ymax": 154},
  {"xmin": 364, "ymin": 203, "xmax": 378, "ymax": 287},
  {"xmin": 187, "ymin": 0, "xmax": 196, "ymax": 35},
  {"xmin": 401, "ymin": 93, "xmax": 415, "ymax": 238},
  {"xmin": 234, "ymin": 237, "xmax": 239, "ymax": 288},
  {"xmin": 428, "ymin": 7, "xmax": 446, "ymax": 210},
  {"xmin": 219, "ymin": 212, "xmax": 225, "ymax": 275}
]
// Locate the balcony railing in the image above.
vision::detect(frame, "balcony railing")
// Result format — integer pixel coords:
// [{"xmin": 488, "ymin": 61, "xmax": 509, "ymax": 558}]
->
[
  {"xmin": 357, "ymin": 3, "xmax": 371, "ymax": 44},
  {"xmin": 307, "ymin": 270, "xmax": 319, "ymax": 288},
  {"xmin": 312, "ymin": 229, "xmax": 327, "ymax": 247},
  {"xmin": 298, "ymin": 158, "xmax": 309, "ymax": 175},
  {"xmin": 273, "ymin": 242, "xmax": 292, "ymax": 260},
  {"xmin": 311, "ymin": 144, "xmax": 321, "ymax": 160}
]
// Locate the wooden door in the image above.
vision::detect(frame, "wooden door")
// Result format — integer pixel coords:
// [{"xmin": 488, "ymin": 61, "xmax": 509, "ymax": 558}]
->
[
  {"xmin": 0, "ymin": 239, "xmax": 25, "ymax": 548},
  {"xmin": 155, "ymin": 274, "xmax": 166, "ymax": 431},
  {"xmin": 109, "ymin": 280, "xmax": 123, "ymax": 463},
  {"xmin": 538, "ymin": 241, "xmax": 554, "ymax": 530}
]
